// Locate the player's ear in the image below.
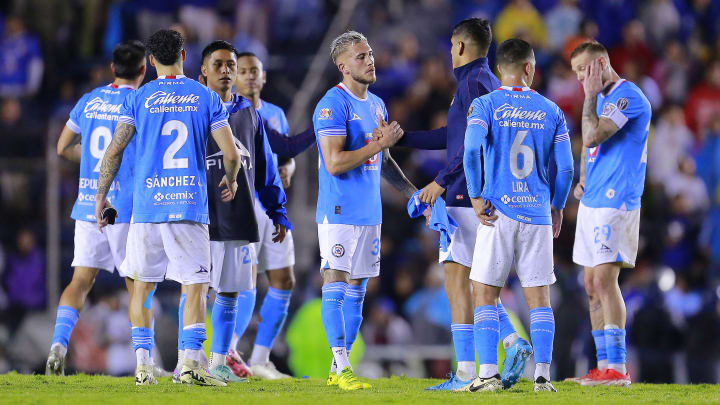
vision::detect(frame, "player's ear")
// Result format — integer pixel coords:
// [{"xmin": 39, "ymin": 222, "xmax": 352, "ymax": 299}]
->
[
  {"xmin": 110, "ymin": 62, "xmax": 116, "ymax": 75},
  {"xmin": 262, "ymin": 70, "xmax": 267, "ymax": 85},
  {"xmin": 181, "ymin": 49, "xmax": 187, "ymax": 62},
  {"xmin": 458, "ymin": 40, "xmax": 465, "ymax": 56},
  {"xmin": 149, "ymin": 55, "xmax": 156, "ymax": 68},
  {"xmin": 200, "ymin": 63, "xmax": 208, "ymax": 77}
]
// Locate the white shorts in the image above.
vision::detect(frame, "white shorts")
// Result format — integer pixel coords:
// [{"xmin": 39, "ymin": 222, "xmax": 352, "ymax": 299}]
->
[
  {"xmin": 470, "ymin": 210, "xmax": 555, "ymax": 288},
  {"xmin": 439, "ymin": 207, "xmax": 479, "ymax": 268},
  {"xmin": 318, "ymin": 223, "xmax": 381, "ymax": 279},
  {"xmin": 253, "ymin": 198, "xmax": 295, "ymax": 273},
  {"xmin": 71, "ymin": 220, "xmax": 129, "ymax": 275},
  {"xmin": 209, "ymin": 240, "xmax": 255, "ymax": 293},
  {"xmin": 121, "ymin": 221, "xmax": 210, "ymax": 284},
  {"xmin": 573, "ymin": 202, "xmax": 640, "ymax": 268}
]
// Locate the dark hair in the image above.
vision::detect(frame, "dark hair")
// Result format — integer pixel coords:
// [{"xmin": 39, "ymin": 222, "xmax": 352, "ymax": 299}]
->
[
  {"xmin": 236, "ymin": 51, "xmax": 259, "ymax": 60},
  {"xmin": 452, "ymin": 18, "xmax": 492, "ymax": 54},
  {"xmin": 146, "ymin": 29, "xmax": 184, "ymax": 66},
  {"xmin": 112, "ymin": 40, "xmax": 146, "ymax": 79},
  {"xmin": 570, "ymin": 41, "xmax": 608, "ymax": 61},
  {"xmin": 201, "ymin": 40, "xmax": 238, "ymax": 62},
  {"xmin": 496, "ymin": 38, "xmax": 533, "ymax": 68}
]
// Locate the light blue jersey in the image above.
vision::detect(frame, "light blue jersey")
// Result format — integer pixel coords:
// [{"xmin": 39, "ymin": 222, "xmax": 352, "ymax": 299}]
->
[
  {"xmin": 258, "ymin": 99, "xmax": 289, "ymax": 135},
  {"xmin": 313, "ymin": 83, "xmax": 387, "ymax": 225},
  {"xmin": 119, "ymin": 75, "xmax": 229, "ymax": 224},
  {"xmin": 68, "ymin": 84, "xmax": 135, "ymax": 223},
  {"xmin": 464, "ymin": 86, "xmax": 574, "ymax": 225},
  {"xmin": 582, "ymin": 79, "xmax": 651, "ymax": 210}
]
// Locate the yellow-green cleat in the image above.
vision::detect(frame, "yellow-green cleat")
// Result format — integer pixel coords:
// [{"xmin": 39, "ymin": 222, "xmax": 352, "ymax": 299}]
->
[
  {"xmin": 327, "ymin": 372, "xmax": 339, "ymax": 386},
  {"xmin": 337, "ymin": 367, "xmax": 371, "ymax": 390}
]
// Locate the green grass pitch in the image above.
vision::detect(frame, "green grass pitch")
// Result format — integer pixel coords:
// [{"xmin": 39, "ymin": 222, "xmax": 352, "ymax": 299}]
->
[{"xmin": 1, "ymin": 372, "xmax": 719, "ymax": 405}]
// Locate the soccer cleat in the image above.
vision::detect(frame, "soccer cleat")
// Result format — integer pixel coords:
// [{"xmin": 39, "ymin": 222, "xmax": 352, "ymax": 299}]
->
[
  {"xmin": 501, "ymin": 337, "xmax": 532, "ymax": 389},
  {"xmin": 467, "ymin": 374, "xmax": 503, "ymax": 392},
  {"xmin": 327, "ymin": 372, "xmax": 339, "ymax": 386},
  {"xmin": 581, "ymin": 368, "xmax": 631, "ymax": 387},
  {"xmin": 45, "ymin": 346, "xmax": 65, "ymax": 376},
  {"xmin": 534, "ymin": 376, "xmax": 557, "ymax": 392},
  {"xmin": 565, "ymin": 368, "xmax": 602, "ymax": 384},
  {"xmin": 424, "ymin": 372, "xmax": 473, "ymax": 391},
  {"xmin": 135, "ymin": 364, "xmax": 158, "ymax": 386},
  {"xmin": 180, "ymin": 360, "xmax": 227, "ymax": 386},
  {"xmin": 226, "ymin": 349, "xmax": 253, "ymax": 378},
  {"xmin": 337, "ymin": 367, "xmax": 371, "ymax": 390},
  {"xmin": 210, "ymin": 364, "xmax": 248, "ymax": 383},
  {"xmin": 249, "ymin": 361, "xmax": 293, "ymax": 379},
  {"xmin": 172, "ymin": 368, "xmax": 182, "ymax": 384}
]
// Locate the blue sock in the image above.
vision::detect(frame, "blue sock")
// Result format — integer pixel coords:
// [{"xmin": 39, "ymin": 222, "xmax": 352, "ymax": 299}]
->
[
  {"xmin": 529, "ymin": 307, "xmax": 555, "ymax": 365},
  {"xmin": 320, "ymin": 282, "xmax": 347, "ymax": 348},
  {"xmin": 51, "ymin": 306, "xmax": 79, "ymax": 347},
  {"xmin": 150, "ymin": 319, "xmax": 155, "ymax": 358},
  {"xmin": 131, "ymin": 327, "xmax": 153, "ymax": 352},
  {"xmin": 254, "ymin": 287, "xmax": 292, "ymax": 349},
  {"xmin": 178, "ymin": 293, "xmax": 186, "ymax": 351},
  {"xmin": 592, "ymin": 329, "xmax": 607, "ymax": 367},
  {"xmin": 343, "ymin": 279, "xmax": 367, "ymax": 352},
  {"xmin": 234, "ymin": 289, "xmax": 256, "ymax": 339},
  {"xmin": 450, "ymin": 323, "xmax": 474, "ymax": 363},
  {"xmin": 604, "ymin": 327, "xmax": 626, "ymax": 366},
  {"xmin": 211, "ymin": 295, "xmax": 239, "ymax": 355},
  {"xmin": 183, "ymin": 324, "xmax": 207, "ymax": 351},
  {"xmin": 474, "ymin": 305, "xmax": 499, "ymax": 372},
  {"xmin": 497, "ymin": 302, "xmax": 517, "ymax": 343}
]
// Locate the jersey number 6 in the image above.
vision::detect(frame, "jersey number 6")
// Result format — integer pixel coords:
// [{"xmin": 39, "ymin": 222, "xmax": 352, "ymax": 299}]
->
[{"xmin": 510, "ymin": 130, "xmax": 534, "ymax": 180}]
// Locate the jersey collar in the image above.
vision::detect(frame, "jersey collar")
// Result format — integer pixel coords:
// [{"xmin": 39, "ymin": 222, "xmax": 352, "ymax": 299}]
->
[
  {"xmin": 453, "ymin": 57, "xmax": 489, "ymax": 81},
  {"xmin": 109, "ymin": 83, "xmax": 134, "ymax": 89},
  {"xmin": 157, "ymin": 75, "xmax": 186, "ymax": 79},
  {"xmin": 602, "ymin": 79, "xmax": 626, "ymax": 97},
  {"xmin": 336, "ymin": 82, "xmax": 368, "ymax": 101},
  {"xmin": 498, "ymin": 85, "xmax": 534, "ymax": 92}
]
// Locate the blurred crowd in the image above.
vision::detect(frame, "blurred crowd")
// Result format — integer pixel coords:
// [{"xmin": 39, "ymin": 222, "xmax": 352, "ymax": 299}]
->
[{"xmin": 0, "ymin": 0, "xmax": 719, "ymax": 383}]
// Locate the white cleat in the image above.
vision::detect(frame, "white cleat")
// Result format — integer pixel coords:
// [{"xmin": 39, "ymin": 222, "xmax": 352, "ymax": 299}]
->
[
  {"xmin": 467, "ymin": 374, "xmax": 503, "ymax": 392},
  {"xmin": 180, "ymin": 360, "xmax": 227, "ymax": 386},
  {"xmin": 135, "ymin": 364, "xmax": 158, "ymax": 386},
  {"xmin": 249, "ymin": 362, "xmax": 293, "ymax": 379},
  {"xmin": 45, "ymin": 345, "xmax": 65, "ymax": 376},
  {"xmin": 534, "ymin": 376, "xmax": 557, "ymax": 392}
]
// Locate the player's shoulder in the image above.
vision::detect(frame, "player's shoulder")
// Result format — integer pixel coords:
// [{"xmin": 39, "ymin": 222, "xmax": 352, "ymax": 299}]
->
[
  {"xmin": 531, "ymin": 91, "xmax": 564, "ymax": 117},
  {"xmin": 315, "ymin": 86, "xmax": 349, "ymax": 112},
  {"xmin": 612, "ymin": 80, "xmax": 651, "ymax": 108}
]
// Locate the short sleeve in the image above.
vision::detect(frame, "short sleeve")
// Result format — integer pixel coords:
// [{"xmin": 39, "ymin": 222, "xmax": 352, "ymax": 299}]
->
[
  {"xmin": 600, "ymin": 85, "xmax": 645, "ymax": 130},
  {"xmin": 209, "ymin": 90, "xmax": 229, "ymax": 132},
  {"xmin": 278, "ymin": 109, "xmax": 289, "ymax": 134},
  {"xmin": 467, "ymin": 96, "xmax": 491, "ymax": 135},
  {"xmin": 66, "ymin": 94, "xmax": 86, "ymax": 133},
  {"xmin": 118, "ymin": 90, "xmax": 136, "ymax": 126},
  {"xmin": 554, "ymin": 106, "xmax": 570, "ymax": 144},
  {"xmin": 313, "ymin": 96, "xmax": 348, "ymax": 137}
]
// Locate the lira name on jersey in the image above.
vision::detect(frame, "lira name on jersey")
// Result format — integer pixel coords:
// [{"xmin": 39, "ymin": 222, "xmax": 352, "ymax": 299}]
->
[
  {"xmin": 118, "ymin": 75, "xmax": 229, "ymax": 224},
  {"xmin": 313, "ymin": 83, "xmax": 387, "ymax": 226},
  {"xmin": 68, "ymin": 84, "xmax": 135, "ymax": 223}
]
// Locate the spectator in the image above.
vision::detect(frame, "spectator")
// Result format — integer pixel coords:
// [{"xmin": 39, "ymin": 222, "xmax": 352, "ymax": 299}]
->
[
  {"xmin": 0, "ymin": 15, "xmax": 43, "ymax": 98},
  {"xmin": 562, "ymin": 18, "xmax": 598, "ymax": 62},
  {"xmin": 623, "ymin": 58, "xmax": 663, "ymax": 111},
  {"xmin": 610, "ymin": 20, "xmax": 655, "ymax": 76},
  {"xmin": 1, "ymin": 229, "xmax": 45, "ymax": 332},
  {"xmin": 640, "ymin": 0, "xmax": 681, "ymax": 51},
  {"xmin": 651, "ymin": 40, "xmax": 690, "ymax": 104},
  {"xmin": 685, "ymin": 59, "xmax": 720, "ymax": 137},
  {"xmin": 494, "ymin": 0, "xmax": 548, "ymax": 47},
  {"xmin": 545, "ymin": 0, "xmax": 582, "ymax": 51},
  {"xmin": 664, "ymin": 156, "xmax": 710, "ymax": 214},
  {"xmin": 648, "ymin": 105, "xmax": 694, "ymax": 185}
]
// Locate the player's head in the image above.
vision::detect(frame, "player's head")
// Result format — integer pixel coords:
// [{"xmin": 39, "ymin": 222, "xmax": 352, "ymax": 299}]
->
[
  {"xmin": 201, "ymin": 40, "xmax": 238, "ymax": 93},
  {"xmin": 450, "ymin": 18, "xmax": 492, "ymax": 68},
  {"xmin": 330, "ymin": 31, "xmax": 375, "ymax": 85},
  {"xmin": 235, "ymin": 52, "xmax": 266, "ymax": 99},
  {"xmin": 496, "ymin": 38, "xmax": 536, "ymax": 86},
  {"xmin": 111, "ymin": 40, "xmax": 147, "ymax": 82},
  {"xmin": 569, "ymin": 41, "xmax": 611, "ymax": 85},
  {"xmin": 146, "ymin": 29, "xmax": 185, "ymax": 69}
]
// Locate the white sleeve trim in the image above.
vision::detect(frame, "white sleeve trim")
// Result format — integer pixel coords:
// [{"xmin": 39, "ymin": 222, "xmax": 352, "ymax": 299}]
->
[
  {"xmin": 318, "ymin": 128, "xmax": 347, "ymax": 137},
  {"xmin": 118, "ymin": 116, "xmax": 135, "ymax": 126},
  {"xmin": 210, "ymin": 119, "xmax": 229, "ymax": 131},
  {"xmin": 554, "ymin": 132, "xmax": 570, "ymax": 143},
  {"xmin": 468, "ymin": 118, "xmax": 488, "ymax": 129},
  {"xmin": 66, "ymin": 119, "xmax": 81, "ymax": 133},
  {"xmin": 600, "ymin": 103, "xmax": 629, "ymax": 129}
]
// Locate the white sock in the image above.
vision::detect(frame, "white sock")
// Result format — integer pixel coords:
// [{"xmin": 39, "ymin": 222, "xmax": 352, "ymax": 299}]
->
[
  {"xmin": 249, "ymin": 344, "xmax": 271, "ymax": 366},
  {"xmin": 329, "ymin": 357, "xmax": 337, "ymax": 373},
  {"xmin": 209, "ymin": 352, "xmax": 226, "ymax": 369},
  {"xmin": 478, "ymin": 364, "xmax": 498, "ymax": 379},
  {"xmin": 456, "ymin": 361, "xmax": 477, "ymax": 380},
  {"xmin": 185, "ymin": 348, "xmax": 204, "ymax": 363},
  {"xmin": 608, "ymin": 363, "xmax": 626, "ymax": 374},
  {"xmin": 534, "ymin": 362, "xmax": 550, "ymax": 381},
  {"xmin": 598, "ymin": 359, "xmax": 608, "ymax": 370},
  {"xmin": 502, "ymin": 332, "xmax": 519, "ymax": 349},
  {"xmin": 136, "ymin": 348, "xmax": 152, "ymax": 366},
  {"xmin": 229, "ymin": 334, "xmax": 240, "ymax": 352},
  {"xmin": 331, "ymin": 347, "xmax": 351, "ymax": 374},
  {"xmin": 50, "ymin": 342, "xmax": 68, "ymax": 357}
]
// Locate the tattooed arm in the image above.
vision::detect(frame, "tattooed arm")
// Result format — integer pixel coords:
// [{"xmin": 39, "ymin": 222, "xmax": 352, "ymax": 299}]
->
[
  {"xmin": 581, "ymin": 59, "xmax": 620, "ymax": 148},
  {"xmin": 95, "ymin": 122, "xmax": 136, "ymax": 228},
  {"xmin": 381, "ymin": 149, "xmax": 417, "ymax": 199}
]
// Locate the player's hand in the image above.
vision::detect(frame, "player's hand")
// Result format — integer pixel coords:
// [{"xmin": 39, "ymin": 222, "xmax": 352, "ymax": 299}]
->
[
  {"xmin": 574, "ymin": 179, "xmax": 585, "ymax": 200},
  {"xmin": 279, "ymin": 159, "xmax": 296, "ymax": 188},
  {"xmin": 582, "ymin": 58, "xmax": 604, "ymax": 96},
  {"xmin": 219, "ymin": 175, "xmax": 238, "ymax": 202},
  {"xmin": 95, "ymin": 198, "xmax": 113, "ymax": 232},
  {"xmin": 471, "ymin": 197, "xmax": 497, "ymax": 227},
  {"xmin": 422, "ymin": 206, "xmax": 431, "ymax": 226},
  {"xmin": 272, "ymin": 223, "xmax": 287, "ymax": 243},
  {"xmin": 551, "ymin": 207, "xmax": 563, "ymax": 238},
  {"xmin": 375, "ymin": 118, "xmax": 404, "ymax": 149},
  {"xmin": 371, "ymin": 127, "xmax": 383, "ymax": 142},
  {"xmin": 418, "ymin": 181, "xmax": 445, "ymax": 206}
]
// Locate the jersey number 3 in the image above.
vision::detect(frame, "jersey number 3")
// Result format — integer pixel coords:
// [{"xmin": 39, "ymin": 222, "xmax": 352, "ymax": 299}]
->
[{"xmin": 510, "ymin": 130, "xmax": 534, "ymax": 179}]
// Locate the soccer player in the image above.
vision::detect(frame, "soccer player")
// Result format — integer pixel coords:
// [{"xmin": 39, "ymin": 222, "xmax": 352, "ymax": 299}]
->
[
  {"xmin": 396, "ymin": 18, "xmax": 531, "ymax": 390},
  {"xmin": 567, "ymin": 41, "xmax": 650, "ymax": 387},
  {"xmin": 95, "ymin": 29, "xmax": 240, "ymax": 386},
  {"xmin": 463, "ymin": 38, "xmax": 574, "ymax": 392},
  {"xmin": 314, "ymin": 31, "xmax": 418, "ymax": 390},
  {"xmin": 46, "ymin": 40, "xmax": 146, "ymax": 376},
  {"xmin": 224, "ymin": 51, "xmax": 315, "ymax": 379}
]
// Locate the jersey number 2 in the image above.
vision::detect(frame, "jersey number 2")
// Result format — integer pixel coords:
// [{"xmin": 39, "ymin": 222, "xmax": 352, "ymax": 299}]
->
[
  {"xmin": 162, "ymin": 120, "xmax": 189, "ymax": 169},
  {"xmin": 510, "ymin": 130, "xmax": 534, "ymax": 179}
]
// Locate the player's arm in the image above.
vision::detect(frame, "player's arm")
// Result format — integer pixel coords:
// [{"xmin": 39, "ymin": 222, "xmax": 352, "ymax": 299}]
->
[
  {"xmin": 264, "ymin": 120, "xmax": 316, "ymax": 159},
  {"xmin": 551, "ymin": 128, "xmax": 574, "ymax": 238},
  {"xmin": 381, "ymin": 149, "xmax": 418, "ymax": 199},
  {"xmin": 580, "ymin": 58, "xmax": 621, "ymax": 148},
  {"xmin": 95, "ymin": 121, "xmax": 136, "ymax": 228},
  {"xmin": 395, "ymin": 126, "xmax": 447, "ymax": 150},
  {"xmin": 574, "ymin": 146, "xmax": 586, "ymax": 200},
  {"xmin": 463, "ymin": 99, "xmax": 497, "ymax": 226},
  {"xmin": 254, "ymin": 116, "xmax": 291, "ymax": 242},
  {"xmin": 56, "ymin": 125, "xmax": 82, "ymax": 163},
  {"xmin": 211, "ymin": 125, "xmax": 240, "ymax": 201}
]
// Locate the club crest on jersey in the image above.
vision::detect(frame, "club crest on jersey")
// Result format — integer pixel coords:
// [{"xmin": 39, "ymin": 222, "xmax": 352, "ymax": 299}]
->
[
  {"xmin": 467, "ymin": 105, "xmax": 474, "ymax": 117},
  {"xmin": 602, "ymin": 102, "xmax": 617, "ymax": 116},
  {"xmin": 616, "ymin": 97, "xmax": 628, "ymax": 111},
  {"xmin": 332, "ymin": 244, "xmax": 345, "ymax": 257},
  {"xmin": 318, "ymin": 108, "xmax": 332, "ymax": 120}
]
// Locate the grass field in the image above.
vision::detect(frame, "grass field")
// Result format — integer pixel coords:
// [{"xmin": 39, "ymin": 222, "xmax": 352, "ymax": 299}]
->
[{"xmin": 2, "ymin": 373, "xmax": 720, "ymax": 405}]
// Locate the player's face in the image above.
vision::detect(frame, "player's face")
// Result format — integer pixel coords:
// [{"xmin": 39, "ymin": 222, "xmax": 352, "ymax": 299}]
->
[
  {"xmin": 340, "ymin": 42, "xmax": 376, "ymax": 85},
  {"xmin": 236, "ymin": 55, "xmax": 265, "ymax": 98},
  {"xmin": 203, "ymin": 49, "xmax": 237, "ymax": 93},
  {"xmin": 571, "ymin": 52, "xmax": 602, "ymax": 84}
]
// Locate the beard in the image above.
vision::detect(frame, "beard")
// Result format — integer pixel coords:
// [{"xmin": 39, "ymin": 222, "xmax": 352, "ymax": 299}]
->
[{"xmin": 351, "ymin": 71, "xmax": 376, "ymax": 85}]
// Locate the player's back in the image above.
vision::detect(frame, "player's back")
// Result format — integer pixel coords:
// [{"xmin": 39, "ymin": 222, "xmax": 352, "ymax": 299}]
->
[
  {"xmin": 69, "ymin": 84, "xmax": 135, "ymax": 223},
  {"xmin": 312, "ymin": 84, "xmax": 386, "ymax": 226},
  {"xmin": 583, "ymin": 79, "xmax": 651, "ymax": 210},
  {"xmin": 119, "ymin": 75, "xmax": 228, "ymax": 224},
  {"xmin": 469, "ymin": 86, "xmax": 569, "ymax": 225}
]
